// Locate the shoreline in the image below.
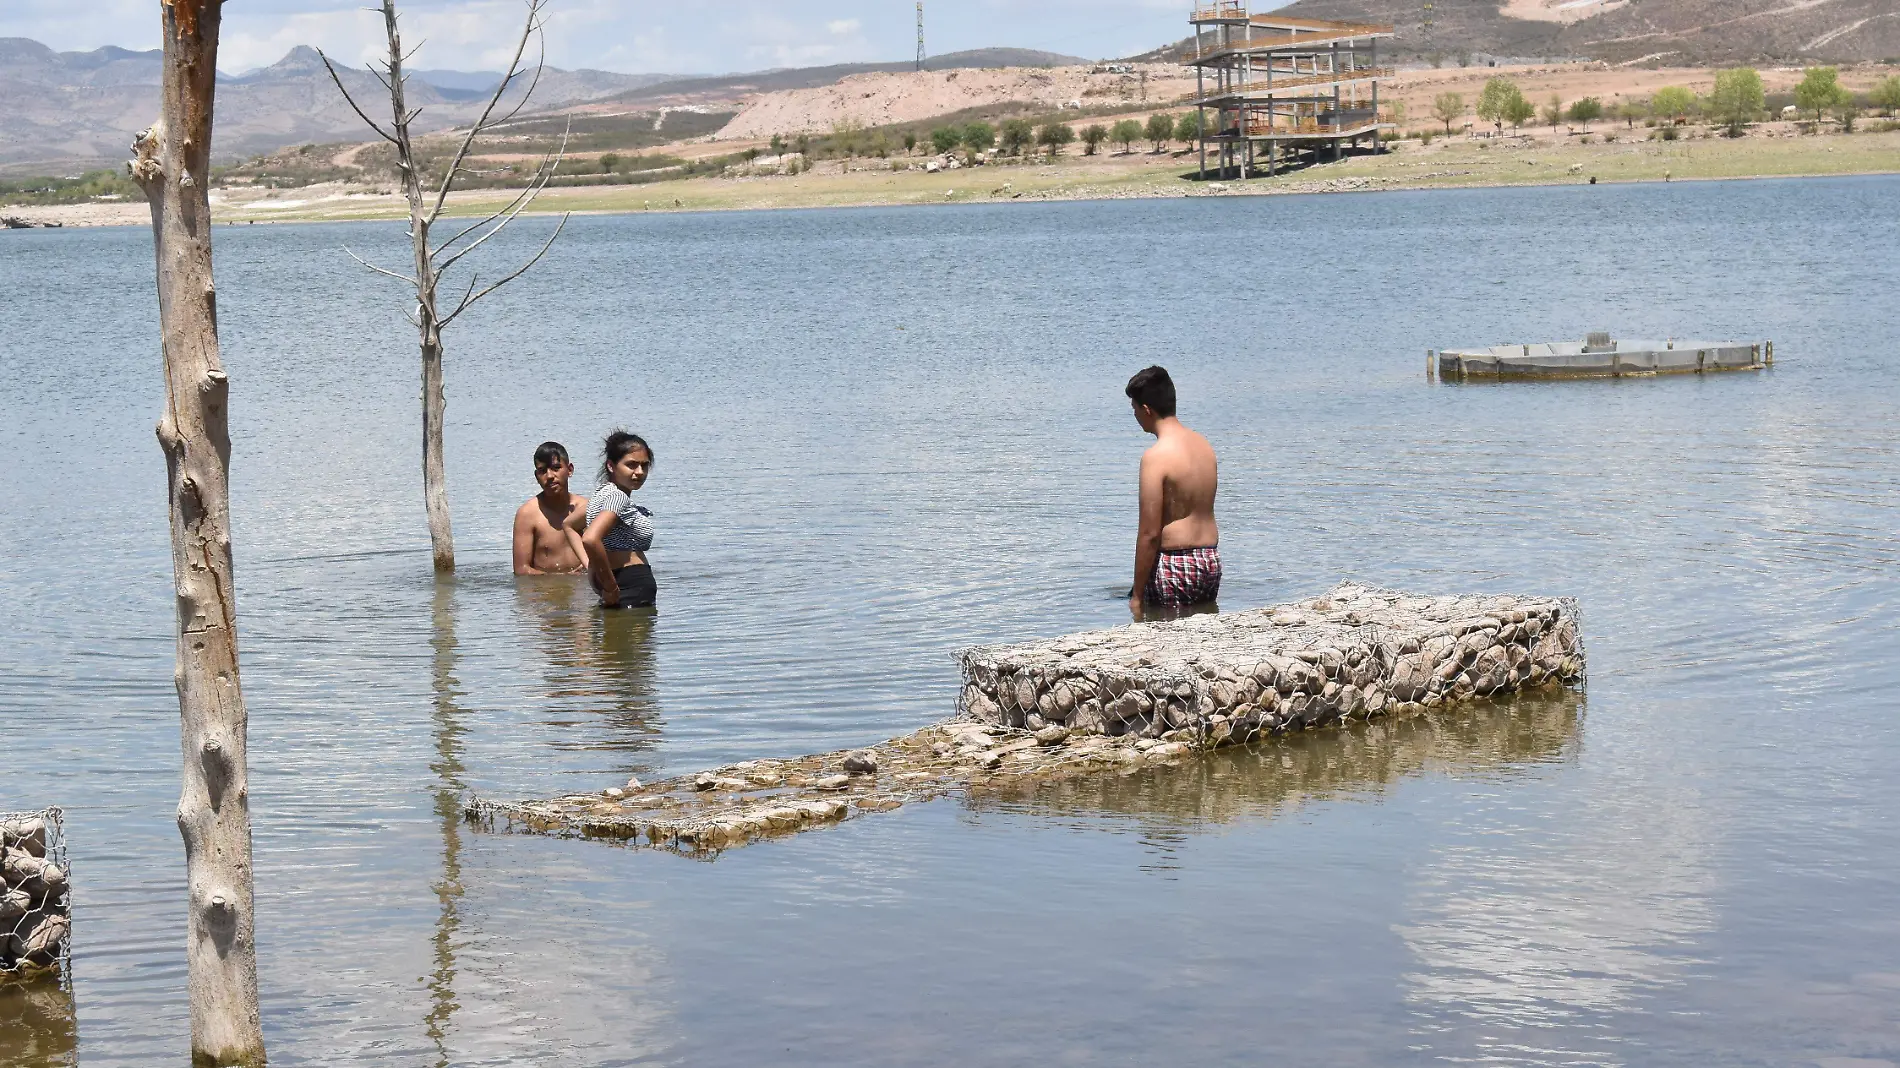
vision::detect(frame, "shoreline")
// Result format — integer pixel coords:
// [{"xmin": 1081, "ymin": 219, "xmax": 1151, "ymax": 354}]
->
[{"xmin": 8, "ymin": 128, "xmax": 1898, "ymax": 228}]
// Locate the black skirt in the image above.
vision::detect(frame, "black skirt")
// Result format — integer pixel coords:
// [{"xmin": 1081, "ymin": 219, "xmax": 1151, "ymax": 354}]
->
[{"xmin": 600, "ymin": 563, "xmax": 656, "ymax": 608}]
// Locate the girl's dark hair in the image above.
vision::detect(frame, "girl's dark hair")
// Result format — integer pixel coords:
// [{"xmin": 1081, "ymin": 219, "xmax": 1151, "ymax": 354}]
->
[{"xmin": 599, "ymin": 429, "xmax": 653, "ymax": 483}]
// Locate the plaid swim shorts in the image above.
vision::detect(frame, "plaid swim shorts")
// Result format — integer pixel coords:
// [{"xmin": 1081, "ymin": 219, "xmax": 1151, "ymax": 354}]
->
[{"xmin": 1145, "ymin": 546, "xmax": 1222, "ymax": 607}]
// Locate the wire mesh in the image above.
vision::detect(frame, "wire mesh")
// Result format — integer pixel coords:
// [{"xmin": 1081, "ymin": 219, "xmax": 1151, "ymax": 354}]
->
[{"xmin": 1, "ymin": 807, "xmax": 71, "ymax": 984}]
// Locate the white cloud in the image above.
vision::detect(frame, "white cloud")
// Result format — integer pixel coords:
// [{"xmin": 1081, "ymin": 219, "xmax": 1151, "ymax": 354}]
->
[{"xmin": 826, "ymin": 18, "xmax": 861, "ymax": 35}]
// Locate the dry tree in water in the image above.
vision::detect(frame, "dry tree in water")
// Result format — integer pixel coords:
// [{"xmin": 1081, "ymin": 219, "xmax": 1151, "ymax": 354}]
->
[{"xmin": 320, "ymin": 0, "xmax": 571, "ymax": 571}]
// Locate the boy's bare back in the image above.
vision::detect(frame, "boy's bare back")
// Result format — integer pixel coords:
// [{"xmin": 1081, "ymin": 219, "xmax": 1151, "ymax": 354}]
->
[{"xmin": 1142, "ymin": 425, "xmax": 1219, "ymax": 550}]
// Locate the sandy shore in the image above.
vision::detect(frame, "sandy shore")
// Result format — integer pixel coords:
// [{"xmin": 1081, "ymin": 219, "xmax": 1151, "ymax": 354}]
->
[{"xmin": 6, "ymin": 126, "xmax": 1896, "ymax": 228}]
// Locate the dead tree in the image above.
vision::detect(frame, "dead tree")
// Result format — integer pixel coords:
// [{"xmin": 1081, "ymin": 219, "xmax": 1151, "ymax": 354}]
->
[
  {"xmin": 320, "ymin": 0, "xmax": 569, "ymax": 572},
  {"xmin": 127, "ymin": 0, "xmax": 266, "ymax": 1063}
]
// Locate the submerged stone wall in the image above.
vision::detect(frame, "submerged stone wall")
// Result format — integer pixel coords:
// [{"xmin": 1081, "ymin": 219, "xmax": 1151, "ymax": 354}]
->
[
  {"xmin": 958, "ymin": 583, "xmax": 1584, "ymax": 747},
  {"xmin": 475, "ymin": 585, "xmax": 1585, "ymax": 856}
]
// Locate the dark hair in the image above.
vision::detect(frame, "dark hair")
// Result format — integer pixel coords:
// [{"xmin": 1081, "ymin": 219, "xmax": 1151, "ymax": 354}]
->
[
  {"xmin": 599, "ymin": 429, "xmax": 653, "ymax": 483},
  {"xmin": 1124, "ymin": 365, "xmax": 1177, "ymax": 417},
  {"xmin": 532, "ymin": 441, "xmax": 569, "ymax": 469}
]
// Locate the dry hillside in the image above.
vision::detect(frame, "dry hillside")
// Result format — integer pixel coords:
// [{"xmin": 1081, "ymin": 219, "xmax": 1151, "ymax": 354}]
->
[
  {"xmin": 715, "ymin": 64, "xmax": 1196, "ymax": 140},
  {"xmin": 1273, "ymin": 0, "xmax": 1900, "ymax": 64}
]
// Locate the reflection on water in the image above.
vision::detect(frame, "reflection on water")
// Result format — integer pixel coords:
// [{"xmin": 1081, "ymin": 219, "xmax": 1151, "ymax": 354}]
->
[
  {"xmin": 0, "ymin": 979, "xmax": 76, "ymax": 1068},
  {"xmin": 511, "ymin": 578, "xmax": 662, "ymax": 760},
  {"xmin": 972, "ymin": 691, "xmax": 1582, "ymax": 831},
  {"xmin": 1399, "ymin": 728, "xmax": 1720, "ymax": 1068},
  {"xmin": 426, "ymin": 577, "xmax": 467, "ymax": 1068}
]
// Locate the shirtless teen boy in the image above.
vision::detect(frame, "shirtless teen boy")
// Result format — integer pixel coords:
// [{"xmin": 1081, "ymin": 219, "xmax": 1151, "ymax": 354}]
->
[
  {"xmin": 1125, "ymin": 365, "xmax": 1221, "ymax": 619},
  {"xmin": 511, "ymin": 441, "xmax": 589, "ymax": 575}
]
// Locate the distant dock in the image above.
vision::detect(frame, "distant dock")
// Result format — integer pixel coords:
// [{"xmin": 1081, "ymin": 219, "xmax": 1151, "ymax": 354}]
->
[{"xmin": 1434, "ymin": 333, "xmax": 1771, "ymax": 381}]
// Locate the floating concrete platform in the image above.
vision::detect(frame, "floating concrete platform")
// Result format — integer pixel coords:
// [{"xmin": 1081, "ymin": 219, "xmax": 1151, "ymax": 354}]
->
[
  {"xmin": 471, "ymin": 585, "xmax": 1585, "ymax": 855},
  {"xmin": 1434, "ymin": 334, "xmax": 1769, "ymax": 381}
]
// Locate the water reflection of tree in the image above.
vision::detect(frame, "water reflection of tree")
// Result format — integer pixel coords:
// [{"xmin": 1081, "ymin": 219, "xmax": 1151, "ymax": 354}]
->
[
  {"xmin": 0, "ymin": 980, "xmax": 77, "ymax": 1068},
  {"xmin": 512, "ymin": 579, "xmax": 662, "ymax": 767},
  {"xmin": 425, "ymin": 575, "xmax": 467, "ymax": 1068},
  {"xmin": 968, "ymin": 691, "xmax": 1583, "ymax": 830}
]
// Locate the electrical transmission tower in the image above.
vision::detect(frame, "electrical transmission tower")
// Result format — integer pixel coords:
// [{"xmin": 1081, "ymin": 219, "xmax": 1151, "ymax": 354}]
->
[{"xmin": 916, "ymin": 2, "xmax": 926, "ymax": 71}]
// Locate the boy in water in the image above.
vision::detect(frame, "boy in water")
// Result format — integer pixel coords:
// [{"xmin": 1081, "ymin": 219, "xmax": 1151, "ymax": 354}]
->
[
  {"xmin": 1126, "ymin": 365, "xmax": 1221, "ymax": 618},
  {"xmin": 512, "ymin": 441, "xmax": 589, "ymax": 575}
]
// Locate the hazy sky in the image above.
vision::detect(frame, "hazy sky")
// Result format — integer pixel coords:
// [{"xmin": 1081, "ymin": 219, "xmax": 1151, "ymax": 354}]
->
[{"xmin": 3, "ymin": 0, "xmax": 1196, "ymax": 75}]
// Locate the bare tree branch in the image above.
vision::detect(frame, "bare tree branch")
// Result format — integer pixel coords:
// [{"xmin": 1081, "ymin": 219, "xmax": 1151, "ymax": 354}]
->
[
  {"xmin": 426, "ymin": 0, "xmax": 547, "ymax": 225},
  {"xmin": 317, "ymin": 49, "xmax": 400, "ymax": 145},
  {"xmin": 440, "ymin": 212, "xmax": 568, "ymax": 327},
  {"xmin": 343, "ymin": 245, "xmax": 418, "ymax": 286},
  {"xmin": 433, "ymin": 122, "xmax": 569, "ymax": 273}
]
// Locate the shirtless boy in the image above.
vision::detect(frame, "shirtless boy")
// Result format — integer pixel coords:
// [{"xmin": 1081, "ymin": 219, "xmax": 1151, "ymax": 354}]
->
[
  {"xmin": 512, "ymin": 441, "xmax": 589, "ymax": 575},
  {"xmin": 1125, "ymin": 366, "xmax": 1221, "ymax": 618}
]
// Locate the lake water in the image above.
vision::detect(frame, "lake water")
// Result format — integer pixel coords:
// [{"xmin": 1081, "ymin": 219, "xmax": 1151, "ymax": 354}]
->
[{"xmin": 2, "ymin": 176, "xmax": 1898, "ymax": 1067}]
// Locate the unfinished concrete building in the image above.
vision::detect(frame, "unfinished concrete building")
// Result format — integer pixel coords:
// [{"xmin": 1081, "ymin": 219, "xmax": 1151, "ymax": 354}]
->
[{"xmin": 1186, "ymin": 2, "xmax": 1396, "ymax": 179}]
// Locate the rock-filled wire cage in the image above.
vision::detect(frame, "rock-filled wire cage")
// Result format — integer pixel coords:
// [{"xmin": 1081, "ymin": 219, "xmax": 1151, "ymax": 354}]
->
[{"xmin": 2, "ymin": 808, "xmax": 71, "ymax": 984}]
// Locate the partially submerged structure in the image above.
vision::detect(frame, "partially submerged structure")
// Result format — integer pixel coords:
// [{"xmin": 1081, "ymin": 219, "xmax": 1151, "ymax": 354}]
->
[
  {"xmin": 1185, "ymin": 2, "xmax": 1395, "ymax": 179},
  {"xmin": 1434, "ymin": 332, "xmax": 1772, "ymax": 381},
  {"xmin": 473, "ymin": 585, "xmax": 1585, "ymax": 855}
]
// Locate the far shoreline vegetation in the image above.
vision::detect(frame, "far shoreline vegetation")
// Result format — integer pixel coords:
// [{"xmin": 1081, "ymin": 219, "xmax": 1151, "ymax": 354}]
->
[{"xmin": 6, "ymin": 65, "xmax": 1899, "ymax": 222}]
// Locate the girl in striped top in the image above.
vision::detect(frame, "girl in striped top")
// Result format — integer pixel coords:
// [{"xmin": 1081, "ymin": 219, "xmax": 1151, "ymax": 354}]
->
[{"xmin": 567, "ymin": 430, "xmax": 658, "ymax": 608}]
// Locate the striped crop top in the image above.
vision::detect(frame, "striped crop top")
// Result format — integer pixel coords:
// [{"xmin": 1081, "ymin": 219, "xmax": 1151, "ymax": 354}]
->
[{"xmin": 587, "ymin": 484, "xmax": 655, "ymax": 553}]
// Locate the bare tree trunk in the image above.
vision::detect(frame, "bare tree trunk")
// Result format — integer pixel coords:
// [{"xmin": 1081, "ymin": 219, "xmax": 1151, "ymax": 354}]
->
[
  {"xmin": 128, "ymin": 2, "xmax": 266, "ymax": 1064},
  {"xmin": 377, "ymin": 0, "xmax": 456, "ymax": 570},
  {"xmin": 320, "ymin": 0, "xmax": 567, "ymax": 575}
]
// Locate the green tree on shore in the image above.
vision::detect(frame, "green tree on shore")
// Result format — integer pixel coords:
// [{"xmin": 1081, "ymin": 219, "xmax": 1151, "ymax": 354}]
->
[
  {"xmin": 1111, "ymin": 118, "xmax": 1143, "ymax": 153},
  {"xmin": 1710, "ymin": 67, "xmax": 1764, "ymax": 135},
  {"xmin": 1001, "ymin": 118, "xmax": 1035, "ymax": 155},
  {"xmin": 1505, "ymin": 91, "xmax": 1537, "ymax": 132},
  {"xmin": 1617, "ymin": 99, "xmax": 1646, "ymax": 128},
  {"xmin": 902, "ymin": 131, "xmax": 918, "ymax": 155},
  {"xmin": 1175, "ymin": 110, "xmax": 1203, "ymax": 144},
  {"xmin": 1794, "ymin": 66, "xmax": 1850, "ymax": 123},
  {"xmin": 963, "ymin": 121, "xmax": 996, "ymax": 159},
  {"xmin": 1566, "ymin": 96, "xmax": 1603, "ymax": 132},
  {"xmin": 1037, "ymin": 121, "xmax": 1076, "ymax": 156},
  {"xmin": 1081, "ymin": 124, "xmax": 1108, "ymax": 155},
  {"xmin": 930, "ymin": 126, "xmax": 960, "ymax": 154},
  {"xmin": 1432, "ymin": 91, "xmax": 1465, "ymax": 135},
  {"xmin": 1650, "ymin": 86, "xmax": 1695, "ymax": 124},
  {"xmin": 1145, "ymin": 112, "xmax": 1175, "ymax": 151},
  {"xmin": 1872, "ymin": 75, "xmax": 1900, "ymax": 116},
  {"xmin": 1541, "ymin": 94, "xmax": 1564, "ymax": 130},
  {"xmin": 1476, "ymin": 77, "xmax": 1525, "ymax": 135}
]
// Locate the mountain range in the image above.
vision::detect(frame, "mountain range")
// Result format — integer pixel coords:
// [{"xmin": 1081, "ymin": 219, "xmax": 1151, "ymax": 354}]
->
[
  {"xmin": 0, "ymin": 38, "xmax": 1087, "ymax": 175},
  {"xmin": 0, "ymin": 37, "xmax": 682, "ymax": 174}
]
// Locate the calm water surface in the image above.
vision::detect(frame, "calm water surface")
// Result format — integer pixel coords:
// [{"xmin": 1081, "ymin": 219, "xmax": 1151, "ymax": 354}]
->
[{"xmin": 2, "ymin": 177, "xmax": 1898, "ymax": 1067}]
